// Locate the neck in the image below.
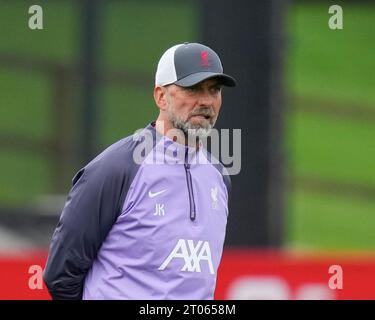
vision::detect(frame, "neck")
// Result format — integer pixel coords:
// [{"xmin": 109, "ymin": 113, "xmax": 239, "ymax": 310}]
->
[{"xmin": 155, "ymin": 117, "xmax": 200, "ymax": 149}]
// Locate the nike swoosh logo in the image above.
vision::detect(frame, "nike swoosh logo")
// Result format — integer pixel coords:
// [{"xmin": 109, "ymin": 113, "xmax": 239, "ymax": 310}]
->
[{"xmin": 148, "ymin": 189, "xmax": 167, "ymax": 198}]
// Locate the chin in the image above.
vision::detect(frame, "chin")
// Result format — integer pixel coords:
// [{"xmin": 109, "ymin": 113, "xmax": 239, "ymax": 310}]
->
[{"xmin": 188, "ymin": 118, "xmax": 210, "ymax": 128}]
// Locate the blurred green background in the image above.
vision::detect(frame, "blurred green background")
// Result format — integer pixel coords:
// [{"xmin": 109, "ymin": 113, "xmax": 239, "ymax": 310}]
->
[{"xmin": 0, "ymin": 1, "xmax": 374, "ymax": 251}]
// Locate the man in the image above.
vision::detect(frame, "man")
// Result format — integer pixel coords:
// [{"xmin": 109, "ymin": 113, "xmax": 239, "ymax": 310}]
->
[{"xmin": 43, "ymin": 42, "xmax": 237, "ymax": 299}]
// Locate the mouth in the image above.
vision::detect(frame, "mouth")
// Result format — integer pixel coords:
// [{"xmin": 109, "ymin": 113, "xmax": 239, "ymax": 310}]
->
[{"xmin": 190, "ymin": 114, "xmax": 211, "ymax": 120}]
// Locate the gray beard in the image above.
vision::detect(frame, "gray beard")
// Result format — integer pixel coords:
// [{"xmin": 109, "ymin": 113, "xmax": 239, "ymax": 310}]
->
[{"xmin": 167, "ymin": 105, "xmax": 216, "ymax": 139}]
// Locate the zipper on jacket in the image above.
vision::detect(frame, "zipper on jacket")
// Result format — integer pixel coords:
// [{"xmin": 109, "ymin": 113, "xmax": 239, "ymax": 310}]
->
[{"xmin": 184, "ymin": 162, "xmax": 196, "ymax": 221}]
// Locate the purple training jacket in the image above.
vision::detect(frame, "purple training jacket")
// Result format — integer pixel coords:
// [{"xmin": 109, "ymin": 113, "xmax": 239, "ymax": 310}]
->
[{"xmin": 43, "ymin": 122, "xmax": 231, "ymax": 300}]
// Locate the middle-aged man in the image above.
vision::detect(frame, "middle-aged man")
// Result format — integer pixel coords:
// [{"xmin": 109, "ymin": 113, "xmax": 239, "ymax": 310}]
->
[{"xmin": 43, "ymin": 42, "xmax": 237, "ymax": 299}]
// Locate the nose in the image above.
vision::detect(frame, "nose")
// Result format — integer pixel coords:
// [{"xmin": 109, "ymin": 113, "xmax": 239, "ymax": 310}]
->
[{"xmin": 197, "ymin": 89, "xmax": 213, "ymax": 107}]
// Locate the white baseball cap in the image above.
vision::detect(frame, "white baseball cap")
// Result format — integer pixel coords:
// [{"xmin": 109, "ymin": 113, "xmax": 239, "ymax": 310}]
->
[{"xmin": 155, "ymin": 42, "xmax": 237, "ymax": 87}]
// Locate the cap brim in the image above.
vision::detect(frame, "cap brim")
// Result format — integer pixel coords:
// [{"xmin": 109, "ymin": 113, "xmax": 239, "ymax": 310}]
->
[{"xmin": 174, "ymin": 72, "xmax": 237, "ymax": 87}]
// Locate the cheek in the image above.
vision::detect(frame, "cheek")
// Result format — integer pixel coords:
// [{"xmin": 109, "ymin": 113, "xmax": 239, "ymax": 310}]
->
[
  {"xmin": 213, "ymin": 96, "xmax": 222, "ymax": 114},
  {"xmin": 170, "ymin": 98, "xmax": 194, "ymax": 118},
  {"xmin": 177, "ymin": 98, "xmax": 196, "ymax": 114}
]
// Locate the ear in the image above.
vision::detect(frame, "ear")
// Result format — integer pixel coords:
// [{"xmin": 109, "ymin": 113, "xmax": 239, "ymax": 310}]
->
[{"xmin": 153, "ymin": 86, "xmax": 168, "ymax": 111}]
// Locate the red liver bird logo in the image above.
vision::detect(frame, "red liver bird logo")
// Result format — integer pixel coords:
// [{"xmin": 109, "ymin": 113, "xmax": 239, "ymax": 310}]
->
[{"xmin": 201, "ymin": 51, "xmax": 209, "ymax": 67}]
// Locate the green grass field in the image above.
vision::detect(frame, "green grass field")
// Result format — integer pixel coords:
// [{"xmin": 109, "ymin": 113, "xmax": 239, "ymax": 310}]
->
[
  {"xmin": 285, "ymin": 3, "xmax": 375, "ymax": 250},
  {"xmin": 0, "ymin": 1, "xmax": 374, "ymax": 250}
]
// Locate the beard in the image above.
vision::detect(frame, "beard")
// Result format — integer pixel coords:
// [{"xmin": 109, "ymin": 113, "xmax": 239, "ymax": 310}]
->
[{"xmin": 166, "ymin": 103, "xmax": 217, "ymax": 139}]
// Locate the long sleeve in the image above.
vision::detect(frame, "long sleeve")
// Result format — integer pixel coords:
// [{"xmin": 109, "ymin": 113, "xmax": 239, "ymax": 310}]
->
[{"xmin": 43, "ymin": 158, "xmax": 127, "ymax": 299}]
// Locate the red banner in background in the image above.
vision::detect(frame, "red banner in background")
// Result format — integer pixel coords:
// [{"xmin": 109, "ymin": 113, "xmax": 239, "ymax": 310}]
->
[
  {"xmin": 0, "ymin": 249, "xmax": 374, "ymax": 299},
  {"xmin": 215, "ymin": 250, "xmax": 375, "ymax": 300},
  {"xmin": 0, "ymin": 251, "xmax": 50, "ymax": 300}
]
